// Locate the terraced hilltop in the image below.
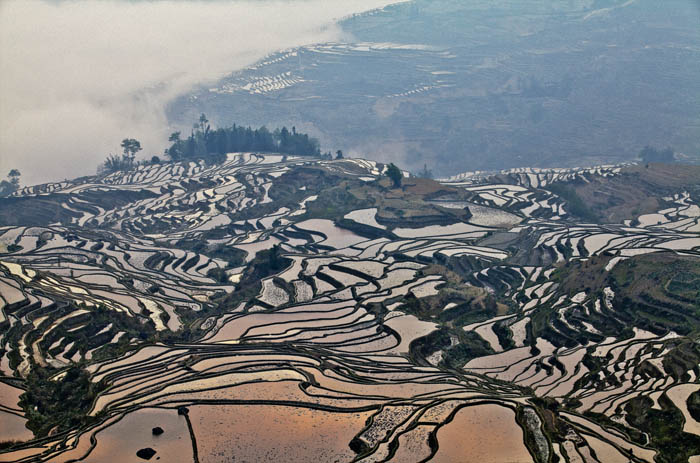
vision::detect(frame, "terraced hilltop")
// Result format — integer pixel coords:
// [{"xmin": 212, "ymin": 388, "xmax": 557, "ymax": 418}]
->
[{"xmin": 0, "ymin": 155, "xmax": 698, "ymax": 462}]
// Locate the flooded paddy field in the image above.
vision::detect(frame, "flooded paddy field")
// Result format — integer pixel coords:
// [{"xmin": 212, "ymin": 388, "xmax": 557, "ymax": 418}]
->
[
  {"xmin": 190, "ymin": 404, "xmax": 373, "ymax": 462},
  {"xmin": 0, "ymin": 155, "xmax": 699, "ymax": 462}
]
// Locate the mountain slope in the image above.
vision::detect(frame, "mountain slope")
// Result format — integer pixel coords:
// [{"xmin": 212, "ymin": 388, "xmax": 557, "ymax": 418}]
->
[{"xmin": 0, "ymin": 155, "xmax": 699, "ymax": 462}]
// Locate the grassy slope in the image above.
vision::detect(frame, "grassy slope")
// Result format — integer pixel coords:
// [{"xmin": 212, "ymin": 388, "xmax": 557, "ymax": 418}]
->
[
  {"xmin": 305, "ymin": 168, "xmax": 472, "ymax": 227},
  {"xmin": 559, "ymin": 163, "xmax": 700, "ymax": 223},
  {"xmin": 527, "ymin": 252, "xmax": 700, "ymax": 349},
  {"xmin": 611, "ymin": 252, "xmax": 700, "ymax": 337}
]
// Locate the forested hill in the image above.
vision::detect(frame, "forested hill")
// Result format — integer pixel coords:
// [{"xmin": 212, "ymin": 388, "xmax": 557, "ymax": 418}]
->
[
  {"xmin": 93, "ymin": 116, "xmax": 325, "ymax": 177},
  {"xmin": 165, "ymin": 117, "xmax": 321, "ymax": 162}
]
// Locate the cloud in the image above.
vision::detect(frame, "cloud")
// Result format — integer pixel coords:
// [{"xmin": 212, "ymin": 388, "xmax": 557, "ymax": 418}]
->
[{"xmin": 0, "ymin": 0, "xmax": 398, "ymax": 185}]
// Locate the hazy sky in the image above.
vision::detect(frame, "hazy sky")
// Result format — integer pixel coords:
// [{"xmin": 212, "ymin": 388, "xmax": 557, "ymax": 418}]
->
[{"xmin": 0, "ymin": 0, "xmax": 399, "ymax": 186}]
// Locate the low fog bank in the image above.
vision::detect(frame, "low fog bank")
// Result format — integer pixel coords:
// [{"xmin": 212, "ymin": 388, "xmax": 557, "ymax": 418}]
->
[{"xmin": 0, "ymin": 0, "xmax": 397, "ymax": 186}]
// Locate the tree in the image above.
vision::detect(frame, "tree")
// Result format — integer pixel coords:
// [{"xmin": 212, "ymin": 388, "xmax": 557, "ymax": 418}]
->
[
  {"xmin": 417, "ymin": 163, "xmax": 433, "ymax": 179},
  {"xmin": 120, "ymin": 138, "xmax": 142, "ymax": 165},
  {"xmin": 386, "ymin": 163, "xmax": 403, "ymax": 188},
  {"xmin": 99, "ymin": 154, "xmax": 126, "ymax": 174},
  {"xmin": 198, "ymin": 114, "xmax": 209, "ymax": 132},
  {"xmin": 8, "ymin": 169, "xmax": 20, "ymax": 187},
  {"xmin": 99, "ymin": 138, "xmax": 141, "ymax": 174},
  {"xmin": 336, "ymin": 150, "xmax": 344, "ymax": 160},
  {"xmin": 0, "ymin": 169, "xmax": 21, "ymax": 196},
  {"xmin": 150, "ymin": 156, "xmax": 161, "ymax": 164},
  {"xmin": 166, "ymin": 132, "xmax": 182, "ymax": 160}
]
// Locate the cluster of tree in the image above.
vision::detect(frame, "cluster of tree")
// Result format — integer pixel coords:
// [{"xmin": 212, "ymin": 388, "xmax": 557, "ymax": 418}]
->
[
  {"xmin": 99, "ymin": 138, "xmax": 143, "ymax": 174},
  {"xmin": 165, "ymin": 114, "xmax": 320, "ymax": 161},
  {"xmin": 316, "ymin": 149, "xmax": 345, "ymax": 160},
  {"xmin": 20, "ymin": 365, "xmax": 105, "ymax": 437},
  {"xmin": 640, "ymin": 146, "xmax": 674, "ymax": 164},
  {"xmin": 98, "ymin": 115, "xmax": 324, "ymax": 175},
  {"xmin": 0, "ymin": 169, "xmax": 21, "ymax": 196}
]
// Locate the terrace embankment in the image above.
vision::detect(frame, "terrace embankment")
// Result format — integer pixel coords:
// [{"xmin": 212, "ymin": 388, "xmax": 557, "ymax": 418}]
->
[
  {"xmin": 545, "ymin": 163, "xmax": 700, "ymax": 223},
  {"xmin": 1, "ymin": 155, "xmax": 699, "ymax": 462}
]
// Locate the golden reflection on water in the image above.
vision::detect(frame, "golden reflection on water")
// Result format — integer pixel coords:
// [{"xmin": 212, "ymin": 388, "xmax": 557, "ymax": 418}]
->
[
  {"xmin": 190, "ymin": 404, "xmax": 373, "ymax": 463},
  {"xmin": 83, "ymin": 408, "xmax": 193, "ymax": 463},
  {"xmin": 432, "ymin": 404, "xmax": 532, "ymax": 463}
]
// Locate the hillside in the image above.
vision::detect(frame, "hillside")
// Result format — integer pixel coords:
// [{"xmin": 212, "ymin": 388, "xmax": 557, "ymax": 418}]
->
[
  {"xmin": 168, "ymin": 0, "xmax": 700, "ymax": 176},
  {"xmin": 0, "ymin": 155, "xmax": 699, "ymax": 462}
]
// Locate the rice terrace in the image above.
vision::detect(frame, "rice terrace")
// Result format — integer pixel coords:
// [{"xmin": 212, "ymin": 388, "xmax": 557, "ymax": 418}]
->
[
  {"xmin": 1, "ymin": 1, "xmax": 700, "ymax": 461},
  {"xmin": 0, "ymin": 153, "xmax": 698, "ymax": 462}
]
